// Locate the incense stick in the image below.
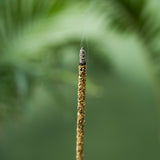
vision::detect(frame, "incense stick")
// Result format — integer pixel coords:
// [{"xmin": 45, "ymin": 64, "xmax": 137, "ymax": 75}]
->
[{"xmin": 76, "ymin": 47, "xmax": 87, "ymax": 160}]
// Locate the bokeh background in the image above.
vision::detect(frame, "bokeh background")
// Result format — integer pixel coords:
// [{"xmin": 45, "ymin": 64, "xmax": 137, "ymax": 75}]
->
[{"xmin": 0, "ymin": 0, "xmax": 160, "ymax": 159}]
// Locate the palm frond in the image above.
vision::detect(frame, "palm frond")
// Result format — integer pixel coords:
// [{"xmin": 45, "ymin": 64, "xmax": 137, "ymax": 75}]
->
[
  {"xmin": 101, "ymin": 0, "xmax": 160, "ymax": 75},
  {"xmin": 104, "ymin": 0, "xmax": 147, "ymax": 32}
]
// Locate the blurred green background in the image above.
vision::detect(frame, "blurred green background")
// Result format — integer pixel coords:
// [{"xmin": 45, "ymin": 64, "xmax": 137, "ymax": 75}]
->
[{"xmin": 0, "ymin": 0, "xmax": 160, "ymax": 159}]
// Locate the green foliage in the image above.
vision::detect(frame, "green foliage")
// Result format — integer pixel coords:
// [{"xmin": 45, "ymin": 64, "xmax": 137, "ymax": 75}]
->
[
  {"xmin": 104, "ymin": 0, "xmax": 147, "ymax": 32},
  {"xmin": 101, "ymin": 0, "xmax": 160, "ymax": 75}
]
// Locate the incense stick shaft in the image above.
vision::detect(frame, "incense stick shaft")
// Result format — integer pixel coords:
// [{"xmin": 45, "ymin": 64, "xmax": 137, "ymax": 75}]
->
[{"xmin": 76, "ymin": 64, "xmax": 86, "ymax": 160}]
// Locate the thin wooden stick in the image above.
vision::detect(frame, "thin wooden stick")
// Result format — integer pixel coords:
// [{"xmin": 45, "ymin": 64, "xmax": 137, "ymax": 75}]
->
[{"xmin": 76, "ymin": 47, "xmax": 87, "ymax": 160}]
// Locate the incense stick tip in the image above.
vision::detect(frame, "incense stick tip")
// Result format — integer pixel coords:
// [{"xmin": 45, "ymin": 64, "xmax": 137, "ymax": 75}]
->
[{"xmin": 80, "ymin": 47, "xmax": 86, "ymax": 65}]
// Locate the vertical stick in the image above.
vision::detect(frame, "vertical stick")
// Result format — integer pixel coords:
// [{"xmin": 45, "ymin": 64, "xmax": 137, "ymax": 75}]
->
[{"xmin": 76, "ymin": 47, "xmax": 87, "ymax": 160}]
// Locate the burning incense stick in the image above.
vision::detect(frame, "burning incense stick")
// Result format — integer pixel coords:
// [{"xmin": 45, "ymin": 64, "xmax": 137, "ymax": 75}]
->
[{"xmin": 76, "ymin": 47, "xmax": 87, "ymax": 160}]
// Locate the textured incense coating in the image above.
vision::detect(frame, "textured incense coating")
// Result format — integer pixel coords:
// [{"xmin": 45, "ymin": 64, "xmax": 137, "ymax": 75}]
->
[{"xmin": 76, "ymin": 48, "xmax": 87, "ymax": 160}]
